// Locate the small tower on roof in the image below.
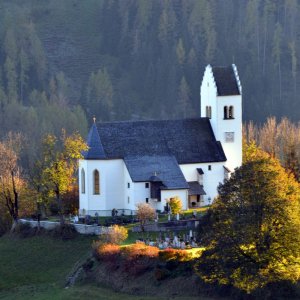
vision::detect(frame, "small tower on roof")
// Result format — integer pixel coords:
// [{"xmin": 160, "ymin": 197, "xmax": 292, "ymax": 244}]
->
[
  {"xmin": 200, "ymin": 64, "xmax": 242, "ymax": 171},
  {"xmin": 83, "ymin": 117, "xmax": 106, "ymax": 159}
]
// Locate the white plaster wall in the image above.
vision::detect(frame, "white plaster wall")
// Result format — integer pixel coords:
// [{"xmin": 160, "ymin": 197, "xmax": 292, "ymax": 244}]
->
[
  {"xmin": 161, "ymin": 189, "xmax": 188, "ymax": 211},
  {"xmin": 123, "ymin": 165, "xmax": 134, "ymax": 210},
  {"xmin": 180, "ymin": 162, "xmax": 225, "ymax": 204},
  {"xmin": 133, "ymin": 182, "xmax": 151, "ymax": 207},
  {"xmin": 216, "ymin": 95, "xmax": 242, "ymax": 171},
  {"xmin": 200, "ymin": 65, "xmax": 218, "ymax": 133},
  {"xmin": 79, "ymin": 159, "xmax": 89, "ymax": 212},
  {"xmin": 81, "ymin": 159, "xmax": 125, "ymax": 212}
]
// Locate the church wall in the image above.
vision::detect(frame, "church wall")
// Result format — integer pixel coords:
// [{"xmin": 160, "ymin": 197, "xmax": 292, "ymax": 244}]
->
[
  {"xmin": 82, "ymin": 159, "xmax": 125, "ymax": 213},
  {"xmin": 200, "ymin": 65, "xmax": 218, "ymax": 131},
  {"xmin": 133, "ymin": 182, "xmax": 151, "ymax": 209},
  {"xmin": 123, "ymin": 164, "xmax": 135, "ymax": 211},
  {"xmin": 79, "ymin": 159, "xmax": 88, "ymax": 213},
  {"xmin": 179, "ymin": 162, "xmax": 224, "ymax": 204}
]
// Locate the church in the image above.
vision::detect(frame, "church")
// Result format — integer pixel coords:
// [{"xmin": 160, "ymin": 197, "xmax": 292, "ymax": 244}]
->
[{"xmin": 79, "ymin": 64, "xmax": 242, "ymax": 216}]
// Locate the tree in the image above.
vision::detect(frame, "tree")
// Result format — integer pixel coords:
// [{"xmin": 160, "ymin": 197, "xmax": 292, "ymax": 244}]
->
[
  {"xmin": 168, "ymin": 196, "xmax": 182, "ymax": 215},
  {"xmin": 86, "ymin": 68, "xmax": 114, "ymax": 121},
  {"xmin": 195, "ymin": 144, "xmax": 300, "ymax": 293},
  {"xmin": 0, "ymin": 133, "xmax": 26, "ymax": 230},
  {"xmin": 177, "ymin": 76, "xmax": 192, "ymax": 118},
  {"xmin": 136, "ymin": 203, "xmax": 155, "ymax": 232},
  {"xmin": 39, "ymin": 130, "xmax": 88, "ymax": 226}
]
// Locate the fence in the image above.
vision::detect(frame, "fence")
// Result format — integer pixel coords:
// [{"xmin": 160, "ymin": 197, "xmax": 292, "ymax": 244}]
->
[{"xmin": 132, "ymin": 219, "xmax": 200, "ymax": 232}]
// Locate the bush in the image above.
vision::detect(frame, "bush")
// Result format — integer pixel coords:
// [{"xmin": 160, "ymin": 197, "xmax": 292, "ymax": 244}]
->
[
  {"xmin": 92, "ymin": 242, "xmax": 121, "ymax": 262},
  {"xmin": 99, "ymin": 225, "xmax": 128, "ymax": 244},
  {"xmin": 159, "ymin": 248, "xmax": 193, "ymax": 262},
  {"xmin": 0, "ymin": 213, "xmax": 11, "ymax": 236},
  {"xmin": 13, "ymin": 222, "xmax": 37, "ymax": 238},
  {"xmin": 51, "ymin": 224, "xmax": 78, "ymax": 240},
  {"xmin": 122, "ymin": 243, "xmax": 159, "ymax": 276},
  {"xmin": 122, "ymin": 242, "xmax": 159, "ymax": 260},
  {"xmin": 48, "ymin": 201, "xmax": 59, "ymax": 215}
]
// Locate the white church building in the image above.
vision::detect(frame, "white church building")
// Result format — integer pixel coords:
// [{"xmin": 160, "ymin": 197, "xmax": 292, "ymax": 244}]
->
[{"xmin": 79, "ymin": 64, "xmax": 242, "ymax": 216}]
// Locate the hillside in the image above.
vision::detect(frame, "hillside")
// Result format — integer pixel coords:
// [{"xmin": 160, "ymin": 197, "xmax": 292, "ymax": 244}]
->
[
  {"xmin": 0, "ymin": 234, "xmax": 216, "ymax": 300},
  {"xmin": 0, "ymin": 0, "xmax": 299, "ymax": 163}
]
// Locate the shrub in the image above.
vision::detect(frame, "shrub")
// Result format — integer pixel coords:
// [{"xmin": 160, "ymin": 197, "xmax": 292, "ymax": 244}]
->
[
  {"xmin": 62, "ymin": 184, "xmax": 79, "ymax": 215},
  {"xmin": 13, "ymin": 222, "xmax": 36, "ymax": 238},
  {"xmin": 122, "ymin": 243, "xmax": 159, "ymax": 276},
  {"xmin": 99, "ymin": 225, "xmax": 128, "ymax": 245},
  {"xmin": 92, "ymin": 242, "xmax": 121, "ymax": 262},
  {"xmin": 48, "ymin": 201, "xmax": 59, "ymax": 215},
  {"xmin": 0, "ymin": 213, "xmax": 11, "ymax": 236},
  {"xmin": 51, "ymin": 224, "xmax": 78, "ymax": 240},
  {"xmin": 159, "ymin": 248, "xmax": 193, "ymax": 262},
  {"xmin": 122, "ymin": 242, "xmax": 159, "ymax": 260}
]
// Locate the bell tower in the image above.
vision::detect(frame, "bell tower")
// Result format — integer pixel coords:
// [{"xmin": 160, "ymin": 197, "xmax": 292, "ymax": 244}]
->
[{"xmin": 200, "ymin": 64, "xmax": 242, "ymax": 171}]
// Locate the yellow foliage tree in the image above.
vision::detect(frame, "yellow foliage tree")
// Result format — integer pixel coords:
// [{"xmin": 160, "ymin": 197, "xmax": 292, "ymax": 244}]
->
[
  {"xmin": 39, "ymin": 130, "xmax": 88, "ymax": 225},
  {"xmin": 168, "ymin": 196, "xmax": 182, "ymax": 215},
  {"xmin": 196, "ymin": 143, "xmax": 300, "ymax": 293}
]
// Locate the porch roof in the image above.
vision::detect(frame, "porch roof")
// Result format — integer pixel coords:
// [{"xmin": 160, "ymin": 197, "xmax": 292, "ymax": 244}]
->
[{"xmin": 188, "ymin": 181, "xmax": 206, "ymax": 195}]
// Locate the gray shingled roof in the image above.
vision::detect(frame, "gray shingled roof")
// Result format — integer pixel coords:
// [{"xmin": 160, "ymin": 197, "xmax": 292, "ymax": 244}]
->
[
  {"xmin": 84, "ymin": 118, "xmax": 226, "ymax": 164},
  {"xmin": 124, "ymin": 155, "xmax": 189, "ymax": 189},
  {"xmin": 188, "ymin": 181, "xmax": 206, "ymax": 195},
  {"xmin": 212, "ymin": 66, "xmax": 240, "ymax": 96}
]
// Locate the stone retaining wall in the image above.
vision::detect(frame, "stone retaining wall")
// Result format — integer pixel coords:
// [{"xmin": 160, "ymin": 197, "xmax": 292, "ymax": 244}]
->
[{"xmin": 19, "ymin": 219, "xmax": 111, "ymax": 235}]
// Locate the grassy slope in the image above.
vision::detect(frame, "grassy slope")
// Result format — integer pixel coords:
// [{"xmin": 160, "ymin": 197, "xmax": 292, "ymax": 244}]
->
[{"xmin": 0, "ymin": 234, "xmax": 210, "ymax": 300}]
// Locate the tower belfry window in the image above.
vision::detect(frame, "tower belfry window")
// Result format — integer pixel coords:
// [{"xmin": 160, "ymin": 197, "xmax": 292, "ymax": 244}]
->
[
  {"xmin": 224, "ymin": 106, "xmax": 229, "ymax": 119},
  {"xmin": 206, "ymin": 106, "xmax": 212, "ymax": 119},
  {"xmin": 229, "ymin": 106, "xmax": 234, "ymax": 119}
]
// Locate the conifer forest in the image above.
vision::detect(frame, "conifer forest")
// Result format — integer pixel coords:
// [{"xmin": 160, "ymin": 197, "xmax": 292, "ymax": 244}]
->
[{"xmin": 0, "ymin": 0, "xmax": 299, "ymax": 164}]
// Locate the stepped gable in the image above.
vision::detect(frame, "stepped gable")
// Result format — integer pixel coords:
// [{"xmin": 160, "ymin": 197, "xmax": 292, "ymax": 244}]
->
[
  {"xmin": 96, "ymin": 118, "xmax": 226, "ymax": 164},
  {"xmin": 124, "ymin": 155, "xmax": 189, "ymax": 190},
  {"xmin": 212, "ymin": 65, "xmax": 240, "ymax": 96},
  {"xmin": 83, "ymin": 123, "xmax": 106, "ymax": 159}
]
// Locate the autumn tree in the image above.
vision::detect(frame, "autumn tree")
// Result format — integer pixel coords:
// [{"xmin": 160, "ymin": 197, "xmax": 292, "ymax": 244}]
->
[
  {"xmin": 136, "ymin": 203, "xmax": 156, "ymax": 232},
  {"xmin": 244, "ymin": 117, "xmax": 300, "ymax": 181},
  {"xmin": 196, "ymin": 144, "xmax": 300, "ymax": 293},
  {"xmin": 168, "ymin": 196, "xmax": 182, "ymax": 215},
  {"xmin": 0, "ymin": 133, "xmax": 27, "ymax": 230},
  {"xmin": 39, "ymin": 130, "xmax": 88, "ymax": 226}
]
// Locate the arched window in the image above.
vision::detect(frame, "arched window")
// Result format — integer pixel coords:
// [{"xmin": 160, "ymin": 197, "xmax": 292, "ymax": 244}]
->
[
  {"xmin": 224, "ymin": 106, "xmax": 228, "ymax": 119},
  {"xmin": 93, "ymin": 169, "xmax": 100, "ymax": 195},
  {"xmin": 229, "ymin": 106, "xmax": 234, "ymax": 119},
  {"xmin": 81, "ymin": 168, "xmax": 85, "ymax": 194}
]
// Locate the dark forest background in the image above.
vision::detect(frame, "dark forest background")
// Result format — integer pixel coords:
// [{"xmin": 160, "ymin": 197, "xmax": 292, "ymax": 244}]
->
[{"xmin": 0, "ymin": 0, "xmax": 299, "ymax": 160}]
